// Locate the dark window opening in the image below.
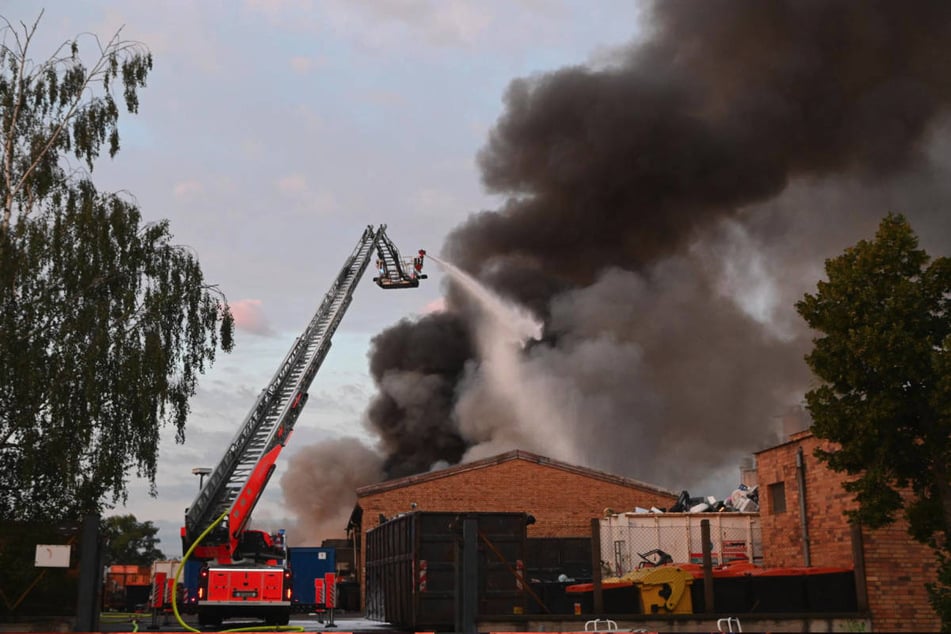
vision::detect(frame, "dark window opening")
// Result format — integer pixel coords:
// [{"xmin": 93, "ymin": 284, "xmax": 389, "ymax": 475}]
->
[{"xmin": 768, "ymin": 481, "xmax": 787, "ymax": 514}]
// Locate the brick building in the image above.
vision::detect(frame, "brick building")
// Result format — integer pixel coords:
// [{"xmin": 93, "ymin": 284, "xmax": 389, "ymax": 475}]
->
[
  {"xmin": 755, "ymin": 430, "xmax": 940, "ymax": 632},
  {"xmin": 347, "ymin": 449, "xmax": 677, "ymax": 608}
]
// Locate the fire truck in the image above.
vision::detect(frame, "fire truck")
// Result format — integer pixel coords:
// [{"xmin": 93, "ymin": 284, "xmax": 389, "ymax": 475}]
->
[{"xmin": 180, "ymin": 225, "xmax": 426, "ymax": 627}]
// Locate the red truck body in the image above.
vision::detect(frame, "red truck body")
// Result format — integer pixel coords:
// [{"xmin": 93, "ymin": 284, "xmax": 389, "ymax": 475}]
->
[{"xmin": 195, "ymin": 566, "xmax": 292, "ymax": 624}]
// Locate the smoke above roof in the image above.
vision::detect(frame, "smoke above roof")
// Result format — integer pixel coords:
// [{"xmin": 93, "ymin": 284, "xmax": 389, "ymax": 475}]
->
[{"xmin": 282, "ymin": 0, "xmax": 951, "ymax": 541}]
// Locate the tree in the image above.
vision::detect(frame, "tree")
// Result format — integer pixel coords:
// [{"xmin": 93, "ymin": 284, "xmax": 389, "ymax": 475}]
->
[
  {"xmin": 796, "ymin": 212, "xmax": 951, "ymax": 626},
  {"xmin": 0, "ymin": 12, "xmax": 234, "ymax": 520},
  {"xmin": 101, "ymin": 514, "xmax": 166, "ymax": 565}
]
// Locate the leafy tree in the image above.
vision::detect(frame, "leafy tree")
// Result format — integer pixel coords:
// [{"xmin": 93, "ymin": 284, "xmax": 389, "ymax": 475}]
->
[
  {"xmin": 796, "ymin": 212, "xmax": 951, "ymax": 627},
  {"xmin": 0, "ymin": 13, "xmax": 234, "ymax": 520},
  {"xmin": 101, "ymin": 514, "xmax": 166, "ymax": 565}
]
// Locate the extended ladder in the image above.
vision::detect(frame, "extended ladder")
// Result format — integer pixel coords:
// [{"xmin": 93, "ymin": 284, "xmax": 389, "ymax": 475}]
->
[{"xmin": 183, "ymin": 225, "xmax": 381, "ymax": 548}]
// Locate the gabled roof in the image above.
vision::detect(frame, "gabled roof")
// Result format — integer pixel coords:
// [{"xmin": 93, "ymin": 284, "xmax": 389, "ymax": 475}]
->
[{"xmin": 355, "ymin": 449, "xmax": 677, "ymax": 498}]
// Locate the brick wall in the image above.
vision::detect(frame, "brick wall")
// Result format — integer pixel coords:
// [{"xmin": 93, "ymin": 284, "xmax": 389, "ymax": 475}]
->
[
  {"xmin": 756, "ymin": 431, "xmax": 856, "ymax": 567},
  {"xmin": 863, "ymin": 520, "xmax": 940, "ymax": 631},
  {"xmin": 353, "ymin": 453, "xmax": 677, "ymax": 609},
  {"xmin": 359, "ymin": 458, "xmax": 676, "ymax": 538},
  {"xmin": 755, "ymin": 432, "xmax": 939, "ymax": 632}
]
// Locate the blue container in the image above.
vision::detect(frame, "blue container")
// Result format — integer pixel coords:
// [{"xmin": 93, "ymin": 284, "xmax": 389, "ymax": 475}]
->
[
  {"xmin": 288, "ymin": 547, "xmax": 336, "ymax": 612},
  {"xmin": 177, "ymin": 559, "xmax": 203, "ymax": 612}
]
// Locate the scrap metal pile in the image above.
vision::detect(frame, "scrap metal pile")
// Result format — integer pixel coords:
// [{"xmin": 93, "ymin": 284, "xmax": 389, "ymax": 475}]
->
[{"xmin": 629, "ymin": 484, "xmax": 760, "ymax": 515}]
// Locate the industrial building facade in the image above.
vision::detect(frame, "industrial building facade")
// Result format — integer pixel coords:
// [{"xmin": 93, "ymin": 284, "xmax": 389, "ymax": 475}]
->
[
  {"xmin": 755, "ymin": 430, "xmax": 940, "ymax": 632},
  {"xmin": 348, "ymin": 449, "xmax": 678, "ymax": 609},
  {"xmin": 344, "ymin": 443, "xmax": 941, "ymax": 630}
]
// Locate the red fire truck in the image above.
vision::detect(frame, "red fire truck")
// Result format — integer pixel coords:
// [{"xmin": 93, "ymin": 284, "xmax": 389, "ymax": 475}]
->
[{"xmin": 180, "ymin": 226, "xmax": 425, "ymax": 627}]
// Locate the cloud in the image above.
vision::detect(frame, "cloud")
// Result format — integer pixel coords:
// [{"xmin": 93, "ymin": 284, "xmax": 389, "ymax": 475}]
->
[
  {"xmin": 98, "ymin": 3, "xmax": 225, "ymax": 73},
  {"xmin": 275, "ymin": 173, "xmax": 340, "ymax": 215},
  {"xmin": 230, "ymin": 298, "xmax": 276, "ymax": 336},
  {"xmin": 173, "ymin": 179, "xmax": 204, "ymax": 198},
  {"xmin": 410, "ymin": 187, "xmax": 458, "ymax": 220},
  {"xmin": 289, "ymin": 55, "xmax": 314, "ymax": 73},
  {"xmin": 415, "ymin": 1, "xmax": 494, "ymax": 47},
  {"xmin": 361, "ymin": 90, "xmax": 408, "ymax": 108},
  {"xmin": 422, "ymin": 297, "xmax": 447, "ymax": 314},
  {"xmin": 244, "ymin": 0, "xmax": 316, "ymax": 21},
  {"xmin": 277, "ymin": 173, "xmax": 309, "ymax": 196},
  {"xmin": 292, "ymin": 105, "xmax": 327, "ymax": 134},
  {"xmin": 250, "ymin": 0, "xmax": 495, "ymax": 50}
]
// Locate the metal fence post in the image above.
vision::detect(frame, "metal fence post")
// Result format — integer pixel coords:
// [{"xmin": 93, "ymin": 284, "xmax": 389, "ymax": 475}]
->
[
  {"xmin": 701, "ymin": 518, "xmax": 715, "ymax": 613},
  {"xmin": 590, "ymin": 518, "xmax": 604, "ymax": 614},
  {"xmin": 74, "ymin": 514, "xmax": 101, "ymax": 632}
]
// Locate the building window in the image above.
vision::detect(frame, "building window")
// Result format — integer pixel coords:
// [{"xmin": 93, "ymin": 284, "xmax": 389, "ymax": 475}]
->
[{"xmin": 768, "ymin": 482, "xmax": 787, "ymax": 513}]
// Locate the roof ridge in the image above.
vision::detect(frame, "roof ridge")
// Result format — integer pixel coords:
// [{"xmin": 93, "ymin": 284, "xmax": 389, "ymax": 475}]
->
[{"xmin": 355, "ymin": 448, "xmax": 677, "ymax": 497}]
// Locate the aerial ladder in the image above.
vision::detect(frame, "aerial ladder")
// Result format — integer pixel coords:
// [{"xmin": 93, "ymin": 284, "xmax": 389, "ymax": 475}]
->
[{"xmin": 181, "ymin": 225, "xmax": 425, "ymax": 627}]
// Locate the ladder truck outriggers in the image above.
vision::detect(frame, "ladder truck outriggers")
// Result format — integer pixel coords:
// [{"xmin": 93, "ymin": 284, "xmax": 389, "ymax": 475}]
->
[{"xmin": 181, "ymin": 225, "xmax": 426, "ymax": 628}]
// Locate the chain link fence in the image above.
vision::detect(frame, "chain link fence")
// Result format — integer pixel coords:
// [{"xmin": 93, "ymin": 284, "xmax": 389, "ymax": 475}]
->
[{"xmin": 598, "ymin": 513, "xmax": 763, "ymax": 578}]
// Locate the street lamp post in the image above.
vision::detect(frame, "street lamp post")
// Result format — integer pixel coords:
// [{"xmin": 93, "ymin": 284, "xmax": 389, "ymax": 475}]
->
[{"xmin": 192, "ymin": 467, "xmax": 211, "ymax": 490}]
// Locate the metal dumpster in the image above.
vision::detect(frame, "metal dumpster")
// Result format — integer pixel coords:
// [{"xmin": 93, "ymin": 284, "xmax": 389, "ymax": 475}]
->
[
  {"xmin": 804, "ymin": 567, "xmax": 857, "ymax": 612},
  {"xmin": 364, "ymin": 511, "xmax": 530, "ymax": 630},
  {"xmin": 749, "ymin": 567, "xmax": 807, "ymax": 613}
]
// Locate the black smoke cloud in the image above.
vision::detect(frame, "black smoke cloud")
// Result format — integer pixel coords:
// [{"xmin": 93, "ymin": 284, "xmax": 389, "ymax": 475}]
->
[
  {"xmin": 451, "ymin": 0, "xmax": 951, "ymax": 287},
  {"xmin": 374, "ymin": 0, "xmax": 951, "ymax": 480},
  {"xmin": 365, "ymin": 312, "xmax": 474, "ymax": 478},
  {"xmin": 283, "ymin": 0, "xmax": 951, "ymax": 539}
]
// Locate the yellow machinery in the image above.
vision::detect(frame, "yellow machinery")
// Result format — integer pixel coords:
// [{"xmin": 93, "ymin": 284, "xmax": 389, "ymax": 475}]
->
[
  {"xmin": 600, "ymin": 566, "xmax": 694, "ymax": 614},
  {"xmin": 631, "ymin": 566, "xmax": 693, "ymax": 614}
]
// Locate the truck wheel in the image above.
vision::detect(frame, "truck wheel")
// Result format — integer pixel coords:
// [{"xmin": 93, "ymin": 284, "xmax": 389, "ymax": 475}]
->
[{"xmin": 198, "ymin": 611, "xmax": 221, "ymax": 628}]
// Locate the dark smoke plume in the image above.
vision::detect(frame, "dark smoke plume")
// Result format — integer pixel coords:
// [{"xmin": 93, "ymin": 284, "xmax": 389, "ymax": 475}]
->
[
  {"xmin": 451, "ymin": 0, "xmax": 951, "ymax": 286},
  {"xmin": 283, "ymin": 0, "xmax": 951, "ymax": 540},
  {"xmin": 365, "ymin": 312, "xmax": 474, "ymax": 478},
  {"xmin": 279, "ymin": 438, "xmax": 384, "ymax": 545}
]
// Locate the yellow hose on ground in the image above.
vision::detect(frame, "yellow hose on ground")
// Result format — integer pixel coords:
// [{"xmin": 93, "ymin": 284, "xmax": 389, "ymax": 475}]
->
[
  {"xmin": 171, "ymin": 510, "xmax": 304, "ymax": 633},
  {"xmin": 99, "ymin": 612, "xmax": 142, "ymax": 629}
]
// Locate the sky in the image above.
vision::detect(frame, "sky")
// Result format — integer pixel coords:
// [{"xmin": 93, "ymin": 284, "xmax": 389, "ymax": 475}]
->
[
  {"xmin": 2, "ymin": 0, "xmax": 652, "ymax": 553},
  {"xmin": 8, "ymin": 1, "xmax": 951, "ymax": 558}
]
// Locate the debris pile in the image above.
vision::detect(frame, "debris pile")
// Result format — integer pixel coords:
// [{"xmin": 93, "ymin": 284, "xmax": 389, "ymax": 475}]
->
[{"xmin": 631, "ymin": 484, "xmax": 760, "ymax": 514}]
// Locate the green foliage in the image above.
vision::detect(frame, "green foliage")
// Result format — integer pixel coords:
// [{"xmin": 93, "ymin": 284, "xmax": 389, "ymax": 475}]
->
[
  {"xmin": 0, "ymin": 13, "xmax": 234, "ymax": 519},
  {"xmin": 101, "ymin": 514, "xmax": 166, "ymax": 565},
  {"xmin": 797, "ymin": 212, "xmax": 951, "ymax": 625},
  {"xmin": 929, "ymin": 551, "xmax": 951, "ymax": 633}
]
